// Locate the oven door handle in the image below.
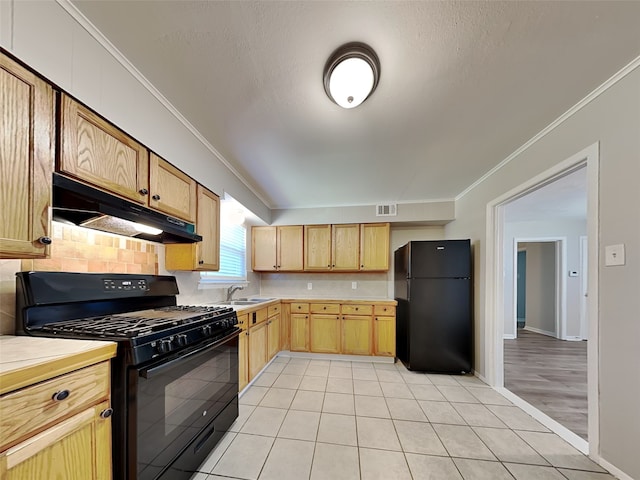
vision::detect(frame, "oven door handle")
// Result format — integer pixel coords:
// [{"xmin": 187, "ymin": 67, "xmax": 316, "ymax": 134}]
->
[{"xmin": 139, "ymin": 329, "xmax": 240, "ymax": 379}]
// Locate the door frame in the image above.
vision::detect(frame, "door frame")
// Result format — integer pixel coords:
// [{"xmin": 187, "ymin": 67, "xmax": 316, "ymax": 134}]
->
[
  {"xmin": 512, "ymin": 238, "xmax": 567, "ymax": 340},
  {"xmin": 484, "ymin": 142, "xmax": 599, "ymax": 457},
  {"xmin": 580, "ymin": 235, "xmax": 589, "ymax": 340}
]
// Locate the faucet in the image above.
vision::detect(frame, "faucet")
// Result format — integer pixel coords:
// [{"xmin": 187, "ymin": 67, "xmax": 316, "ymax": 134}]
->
[{"xmin": 226, "ymin": 285, "xmax": 244, "ymax": 301}]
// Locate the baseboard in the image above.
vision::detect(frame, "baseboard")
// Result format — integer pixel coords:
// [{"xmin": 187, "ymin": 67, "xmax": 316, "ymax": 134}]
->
[
  {"xmin": 562, "ymin": 336, "xmax": 584, "ymax": 342},
  {"xmin": 497, "ymin": 387, "xmax": 589, "ymax": 454},
  {"xmin": 523, "ymin": 326, "xmax": 557, "ymax": 337},
  {"xmin": 503, "ymin": 333, "xmax": 516, "ymax": 340},
  {"xmin": 278, "ymin": 350, "xmax": 395, "ymax": 364},
  {"xmin": 599, "ymin": 457, "xmax": 634, "ymax": 480}
]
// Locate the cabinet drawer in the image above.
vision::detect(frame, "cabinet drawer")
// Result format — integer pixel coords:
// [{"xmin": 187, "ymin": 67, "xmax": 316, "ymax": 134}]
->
[
  {"xmin": 0, "ymin": 361, "xmax": 110, "ymax": 451},
  {"xmin": 291, "ymin": 303, "xmax": 309, "ymax": 313},
  {"xmin": 310, "ymin": 303, "xmax": 340, "ymax": 314},
  {"xmin": 249, "ymin": 307, "xmax": 268, "ymax": 327},
  {"xmin": 237, "ymin": 313, "xmax": 249, "ymax": 331},
  {"xmin": 268, "ymin": 304, "xmax": 280, "ymax": 317},
  {"xmin": 341, "ymin": 304, "xmax": 373, "ymax": 315},
  {"xmin": 374, "ymin": 305, "xmax": 396, "ymax": 316}
]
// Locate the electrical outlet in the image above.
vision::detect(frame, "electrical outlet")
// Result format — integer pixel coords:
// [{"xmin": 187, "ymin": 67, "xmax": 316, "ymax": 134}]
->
[
  {"xmin": 307, "ymin": 282, "xmax": 312, "ymax": 290},
  {"xmin": 605, "ymin": 244, "xmax": 625, "ymax": 266},
  {"xmin": 352, "ymin": 282, "xmax": 357, "ymax": 289}
]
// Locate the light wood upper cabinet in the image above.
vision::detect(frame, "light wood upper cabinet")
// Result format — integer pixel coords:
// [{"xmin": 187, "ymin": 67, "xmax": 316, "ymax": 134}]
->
[
  {"xmin": 332, "ymin": 224, "xmax": 360, "ymax": 271},
  {"xmin": 252, "ymin": 225, "xmax": 303, "ymax": 271},
  {"xmin": 304, "ymin": 225, "xmax": 331, "ymax": 271},
  {"xmin": 304, "ymin": 224, "xmax": 360, "ymax": 271},
  {"xmin": 360, "ymin": 223, "xmax": 390, "ymax": 271},
  {"xmin": 0, "ymin": 54, "xmax": 54, "ymax": 259},
  {"xmin": 165, "ymin": 185, "xmax": 220, "ymax": 271},
  {"xmin": 59, "ymin": 94, "xmax": 148, "ymax": 205},
  {"xmin": 149, "ymin": 153, "xmax": 196, "ymax": 222}
]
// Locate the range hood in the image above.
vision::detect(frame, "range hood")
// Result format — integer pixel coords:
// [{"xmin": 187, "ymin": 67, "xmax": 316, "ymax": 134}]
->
[{"xmin": 52, "ymin": 173, "xmax": 202, "ymax": 243}]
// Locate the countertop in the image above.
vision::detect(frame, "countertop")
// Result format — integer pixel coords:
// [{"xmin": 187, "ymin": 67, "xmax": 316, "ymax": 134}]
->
[
  {"xmin": 0, "ymin": 336, "xmax": 117, "ymax": 395},
  {"xmin": 217, "ymin": 297, "xmax": 397, "ymax": 314}
]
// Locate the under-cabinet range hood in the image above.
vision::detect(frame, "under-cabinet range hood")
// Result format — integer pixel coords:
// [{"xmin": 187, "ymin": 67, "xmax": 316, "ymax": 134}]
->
[{"xmin": 52, "ymin": 173, "xmax": 202, "ymax": 243}]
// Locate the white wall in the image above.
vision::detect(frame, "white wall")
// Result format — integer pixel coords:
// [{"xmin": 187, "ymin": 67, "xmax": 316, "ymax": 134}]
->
[
  {"xmin": 445, "ymin": 62, "xmax": 640, "ymax": 478},
  {"xmin": 503, "ymin": 219, "xmax": 586, "ymax": 339}
]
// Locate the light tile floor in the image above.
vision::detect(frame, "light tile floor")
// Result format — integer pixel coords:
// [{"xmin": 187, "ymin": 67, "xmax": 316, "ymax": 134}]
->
[{"xmin": 190, "ymin": 356, "xmax": 614, "ymax": 480}]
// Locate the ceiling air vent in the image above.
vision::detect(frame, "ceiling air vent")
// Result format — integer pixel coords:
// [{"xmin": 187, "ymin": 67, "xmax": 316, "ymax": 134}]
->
[{"xmin": 376, "ymin": 204, "xmax": 397, "ymax": 217}]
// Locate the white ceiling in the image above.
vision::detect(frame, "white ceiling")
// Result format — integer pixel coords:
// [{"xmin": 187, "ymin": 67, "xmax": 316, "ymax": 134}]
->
[{"xmin": 70, "ymin": 1, "xmax": 640, "ymax": 211}]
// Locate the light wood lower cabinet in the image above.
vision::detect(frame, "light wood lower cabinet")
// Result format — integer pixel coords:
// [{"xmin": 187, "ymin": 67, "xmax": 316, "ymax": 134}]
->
[
  {"xmin": 310, "ymin": 314, "xmax": 341, "ymax": 354},
  {"xmin": 290, "ymin": 313, "xmax": 310, "ymax": 352},
  {"xmin": 267, "ymin": 314, "xmax": 281, "ymax": 359},
  {"xmin": 0, "ymin": 400, "xmax": 111, "ymax": 480},
  {"xmin": 248, "ymin": 321, "xmax": 268, "ymax": 380},
  {"xmin": 285, "ymin": 301, "xmax": 395, "ymax": 357},
  {"xmin": 238, "ymin": 313, "xmax": 249, "ymax": 391},
  {"xmin": 342, "ymin": 315, "xmax": 372, "ymax": 355},
  {"xmin": 0, "ymin": 361, "xmax": 113, "ymax": 480},
  {"xmin": 374, "ymin": 316, "xmax": 396, "ymax": 357}
]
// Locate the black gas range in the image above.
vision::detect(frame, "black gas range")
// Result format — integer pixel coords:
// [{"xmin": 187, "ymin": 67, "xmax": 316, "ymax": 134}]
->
[{"xmin": 16, "ymin": 271, "xmax": 240, "ymax": 480}]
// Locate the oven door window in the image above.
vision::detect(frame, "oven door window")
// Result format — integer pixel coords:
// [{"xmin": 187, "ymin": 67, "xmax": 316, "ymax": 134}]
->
[{"xmin": 132, "ymin": 334, "xmax": 239, "ymax": 480}]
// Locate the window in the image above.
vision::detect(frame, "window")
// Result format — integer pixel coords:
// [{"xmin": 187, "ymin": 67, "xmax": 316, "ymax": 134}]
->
[{"xmin": 200, "ymin": 222, "xmax": 247, "ymax": 284}]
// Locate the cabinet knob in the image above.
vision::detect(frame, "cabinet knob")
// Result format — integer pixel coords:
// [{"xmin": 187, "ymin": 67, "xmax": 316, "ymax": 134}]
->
[
  {"xmin": 152, "ymin": 194, "xmax": 161, "ymax": 201},
  {"xmin": 139, "ymin": 188, "xmax": 149, "ymax": 195},
  {"xmin": 198, "ymin": 259, "xmax": 204, "ymax": 265},
  {"xmin": 273, "ymin": 265, "xmax": 277, "ymax": 269},
  {"xmin": 38, "ymin": 236, "xmax": 52, "ymax": 245},
  {"xmin": 361, "ymin": 265, "xmax": 364, "ymax": 268},
  {"xmin": 355, "ymin": 307, "xmax": 359, "ymax": 311},
  {"xmin": 100, "ymin": 407, "xmax": 114, "ymax": 419},
  {"xmin": 52, "ymin": 390, "xmax": 70, "ymax": 402}
]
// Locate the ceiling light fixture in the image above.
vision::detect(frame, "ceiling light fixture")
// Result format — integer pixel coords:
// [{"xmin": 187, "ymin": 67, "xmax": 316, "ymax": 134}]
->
[{"xmin": 323, "ymin": 42, "xmax": 380, "ymax": 109}]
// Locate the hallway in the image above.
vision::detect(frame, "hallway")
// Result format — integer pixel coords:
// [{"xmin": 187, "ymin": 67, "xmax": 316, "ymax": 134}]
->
[{"xmin": 504, "ymin": 330, "xmax": 588, "ymax": 440}]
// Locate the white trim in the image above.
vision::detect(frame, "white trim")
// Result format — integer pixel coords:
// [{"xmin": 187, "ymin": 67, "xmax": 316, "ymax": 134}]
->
[
  {"xmin": 497, "ymin": 387, "xmax": 588, "ymax": 454},
  {"xmin": 579, "ymin": 235, "xmax": 589, "ymax": 340},
  {"xmin": 485, "ymin": 142, "xmax": 599, "ymax": 457},
  {"xmin": 456, "ymin": 55, "xmax": 640, "ymax": 202},
  {"xmin": 513, "ymin": 237, "xmax": 567, "ymax": 340},
  {"xmin": 523, "ymin": 325, "xmax": 556, "ymax": 338},
  {"xmin": 599, "ymin": 458, "xmax": 635, "ymax": 480},
  {"xmin": 503, "ymin": 334, "xmax": 516, "ymax": 340},
  {"xmin": 54, "ymin": 0, "xmax": 273, "ymax": 209}
]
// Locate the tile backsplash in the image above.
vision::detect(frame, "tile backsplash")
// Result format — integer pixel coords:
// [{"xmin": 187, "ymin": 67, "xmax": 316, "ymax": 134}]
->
[{"xmin": 0, "ymin": 222, "xmax": 159, "ymax": 334}]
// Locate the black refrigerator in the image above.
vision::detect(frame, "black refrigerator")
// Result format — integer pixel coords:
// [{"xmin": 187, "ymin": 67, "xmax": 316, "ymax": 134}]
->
[{"xmin": 394, "ymin": 240, "xmax": 472, "ymax": 373}]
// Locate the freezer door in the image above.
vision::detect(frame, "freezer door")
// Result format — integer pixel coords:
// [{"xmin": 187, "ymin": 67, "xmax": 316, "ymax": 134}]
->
[
  {"xmin": 409, "ymin": 240, "xmax": 471, "ymax": 278},
  {"xmin": 407, "ymin": 278, "xmax": 471, "ymax": 373}
]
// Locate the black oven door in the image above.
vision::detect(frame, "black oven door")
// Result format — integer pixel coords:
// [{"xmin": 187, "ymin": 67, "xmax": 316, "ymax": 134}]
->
[{"xmin": 131, "ymin": 329, "xmax": 239, "ymax": 480}]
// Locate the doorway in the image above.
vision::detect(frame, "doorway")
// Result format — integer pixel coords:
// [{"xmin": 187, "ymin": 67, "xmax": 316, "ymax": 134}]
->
[{"xmin": 484, "ymin": 143, "xmax": 598, "ymax": 455}]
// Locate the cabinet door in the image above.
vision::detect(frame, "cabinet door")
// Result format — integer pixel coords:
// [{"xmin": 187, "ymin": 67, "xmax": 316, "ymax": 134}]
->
[
  {"xmin": 149, "ymin": 153, "xmax": 197, "ymax": 222},
  {"xmin": 195, "ymin": 185, "xmax": 219, "ymax": 270},
  {"xmin": 290, "ymin": 313, "xmax": 309, "ymax": 352},
  {"xmin": 164, "ymin": 185, "xmax": 220, "ymax": 271},
  {"xmin": 304, "ymin": 224, "xmax": 331, "ymax": 271},
  {"xmin": 342, "ymin": 315, "xmax": 372, "ymax": 355},
  {"xmin": 239, "ymin": 330, "xmax": 249, "ymax": 391},
  {"xmin": 374, "ymin": 316, "xmax": 396, "ymax": 357},
  {"xmin": 310, "ymin": 314, "xmax": 341, "ymax": 354},
  {"xmin": 332, "ymin": 224, "xmax": 360, "ymax": 271},
  {"xmin": 0, "ymin": 54, "xmax": 53, "ymax": 259},
  {"xmin": 248, "ymin": 322, "xmax": 268, "ymax": 380},
  {"xmin": 277, "ymin": 225, "xmax": 304, "ymax": 271},
  {"xmin": 0, "ymin": 401, "xmax": 111, "ymax": 480},
  {"xmin": 360, "ymin": 223, "xmax": 390, "ymax": 271},
  {"xmin": 59, "ymin": 94, "xmax": 148, "ymax": 204},
  {"xmin": 267, "ymin": 314, "xmax": 281, "ymax": 359},
  {"xmin": 252, "ymin": 227, "xmax": 277, "ymax": 271}
]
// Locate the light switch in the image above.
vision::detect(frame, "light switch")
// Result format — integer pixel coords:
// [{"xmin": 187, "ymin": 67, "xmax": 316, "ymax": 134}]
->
[{"xmin": 605, "ymin": 244, "xmax": 625, "ymax": 266}]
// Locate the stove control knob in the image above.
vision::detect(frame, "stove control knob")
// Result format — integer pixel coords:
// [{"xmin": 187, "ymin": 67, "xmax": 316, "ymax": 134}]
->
[
  {"xmin": 175, "ymin": 334, "xmax": 188, "ymax": 347},
  {"xmin": 202, "ymin": 325, "xmax": 212, "ymax": 336},
  {"xmin": 157, "ymin": 339, "xmax": 173, "ymax": 354}
]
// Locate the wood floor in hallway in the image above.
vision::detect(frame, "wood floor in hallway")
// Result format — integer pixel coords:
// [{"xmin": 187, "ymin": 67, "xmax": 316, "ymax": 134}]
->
[{"xmin": 504, "ymin": 329, "xmax": 588, "ymax": 440}]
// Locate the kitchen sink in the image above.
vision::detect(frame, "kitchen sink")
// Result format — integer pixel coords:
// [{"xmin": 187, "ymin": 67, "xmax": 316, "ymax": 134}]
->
[{"xmin": 217, "ymin": 297, "xmax": 275, "ymax": 306}]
